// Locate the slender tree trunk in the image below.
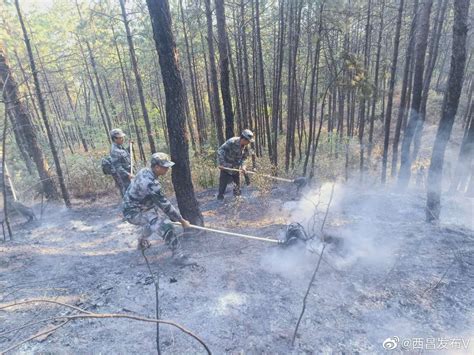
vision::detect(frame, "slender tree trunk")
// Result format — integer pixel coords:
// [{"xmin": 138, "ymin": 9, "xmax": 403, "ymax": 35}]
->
[
  {"xmin": 398, "ymin": 0, "xmax": 433, "ymax": 188},
  {"xmin": 111, "ymin": 25, "xmax": 146, "ymax": 163},
  {"xmin": 2, "ymin": 110, "xmax": 13, "ymax": 239},
  {"xmin": 426, "ymin": 0, "xmax": 469, "ymax": 221},
  {"xmin": 14, "ymin": 0, "xmax": 70, "ymax": 207},
  {"xmin": 76, "ymin": 38, "xmax": 110, "ymax": 143},
  {"xmin": 64, "ymin": 83, "xmax": 89, "ymax": 152},
  {"xmin": 412, "ymin": 0, "xmax": 448, "ymax": 161},
  {"xmin": 358, "ymin": 0, "xmax": 372, "ymax": 176},
  {"xmin": 146, "ymin": 0, "xmax": 203, "ymax": 226},
  {"xmin": 119, "ymin": 0, "xmax": 157, "ymax": 154},
  {"xmin": 271, "ymin": 0, "xmax": 286, "ymax": 166},
  {"xmin": 391, "ymin": 0, "xmax": 419, "ymax": 177},
  {"xmin": 368, "ymin": 0, "xmax": 385, "ymax": 163},
  {"xmin": 215, "ymin": 0, "xmax": 235, "ymax": 139},
  {"xmin": 0, "ymin": 46, "xmax": 58, "ymax": 199},
  {"xmin": 255, "ymin": 0, "xmax": 272, "ymax": 159},
  {"xmin": 382, "ymin": 0, "xmax": 404, "ymax": 183},
  {"xmin": 203, "ymin": 0, "xmax": 225, "ymax": 145},
  {"xmin": 179, "ymin": 0, "xmax": 205, "ymax": 149}
]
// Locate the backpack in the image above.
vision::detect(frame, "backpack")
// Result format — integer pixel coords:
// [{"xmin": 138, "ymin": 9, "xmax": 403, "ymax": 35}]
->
[{"xmin": 101, "ymin": 156, "xmax": 116, "ymax": 175}]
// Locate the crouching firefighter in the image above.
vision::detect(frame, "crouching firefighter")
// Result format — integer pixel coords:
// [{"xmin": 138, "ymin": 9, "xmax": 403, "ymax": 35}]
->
[
  {"xmin": 217, "ymin": 129, "xmax": 254, "ymax": 200},
  {"xmin": 122, "ymin": 153, "xmax": 191, "ymax": 263}
]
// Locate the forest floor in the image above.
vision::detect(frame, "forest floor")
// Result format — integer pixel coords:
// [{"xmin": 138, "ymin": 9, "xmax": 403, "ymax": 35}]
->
[{"xmin": 0, "ymin": 179, "xmax": 473, "ymax": 354}]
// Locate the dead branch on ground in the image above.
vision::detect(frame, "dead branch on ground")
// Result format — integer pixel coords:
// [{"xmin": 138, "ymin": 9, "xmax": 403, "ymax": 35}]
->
[
  {"xmin": 0, "ymin": 299, "xmax": 211, "ymax": 354},
  {"xmin": 292, "ymin": 182, "xmax": 335, "ymax": 346},
  {"xmin": 141, "ymin": 248, "xmax": 161, "ymax": 355}
]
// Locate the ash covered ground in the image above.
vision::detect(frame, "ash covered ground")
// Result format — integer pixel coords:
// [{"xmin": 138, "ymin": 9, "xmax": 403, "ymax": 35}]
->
[{"xmin": 1, "ymin": 181, "xmax": 473, "ymax": 353}]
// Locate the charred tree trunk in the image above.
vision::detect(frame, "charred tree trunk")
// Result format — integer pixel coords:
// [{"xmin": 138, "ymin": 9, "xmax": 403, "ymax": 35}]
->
[
  {"xmin": 14, "ymin": 0, "xmax": 70, "ymax": 207},
  {"xmin": 398, "ymin": 0, "xmax": 433, "ymax": 188},
  {"xmin": 271, "ymin": 0, "xmax": 286, "ymax": 166},
  {"xmin": 255, "ymin": 0, "xmax": 272, "ymax": 159},
  {"xmin": 368, "ymin": 0, "xmax": 385, "ymax": 162},
  {"xmin": 146, "ymin": 0, "xmax": 203, "ymax": 226},
  {"xmin": 426, "ymin": 0, "xmax": 469, "ymax": 221},
  {"xmin": 215, "ymin": 0, "xmax": 235, "ymax": 139},
  {"xmin": 358, "ymin": 0, "xmax": 372, "ymax": 176},
  {"xmin": 392, "ymin": 0, "xmax": 419, "ymax": 177},
  {"xmin": 412, "ymin": 0, "xmax": 448, "ymax": 161},
  {"xmin": 381, "ymin": 0, "xmax": 404, "ymax": 183}
]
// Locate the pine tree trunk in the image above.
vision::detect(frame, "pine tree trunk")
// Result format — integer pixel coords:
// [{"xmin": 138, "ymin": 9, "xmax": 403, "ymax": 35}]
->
[
  {"xmin": 391, "ymin": 0, "xmax": 419, "ymax": 177},
  {"xmin": 203, "ymin": 0, "xmax": 225, "ymax": 145},
  {"xmin": 368, "ymin": 0, "xmax": 385, "ymax": 163},
  {"xmin": 412, "ymin": 0, "xmax": 448, "ymax": 161},
  {"xmin": 0, "ymin": 46, "xmax": 58, "ymax": 199},
  {"xmin": 271, "ymin": 0, "xmax": 286, "ymax": 166},
  {"xmin": 111, "ymin": 25, "xmax": 146, "ymax": 163},
  {"xmin": 215, "ymin": 0, "xmax": 235, "ymax": 140},
  {"xmin": 381, "ymin": 0, "xmax": 404, "ymax": 183},
  {"xmin": 255, "ymin": 0, "xmax": 272, "ymax": 159},
  {"xmin": 398, "ymin": 0, "xmax": 433, "ymax": 188},
  {"xmin": 146, "ymin": 0, "xmax": 203, "ymax": 226},
  {"xmin": 119, "ymin": 0, "xmax": 157, "ymax": 154},
  {"xmin": 14, "ymin": 0, "xmax": 70, "ymax": 207},
  {"xmin": 426, "ymin": 0, "xmax": 469, "ymax": 221}
]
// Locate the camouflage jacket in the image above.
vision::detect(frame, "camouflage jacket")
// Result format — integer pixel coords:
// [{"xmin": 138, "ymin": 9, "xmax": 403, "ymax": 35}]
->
[
  {"xmin": 110, "ymin": 143, "xmax": 131, "ymax": 180},
  {"xmin": 122, "ymin": 168, "xmax": 182, "ymax": 221},
  {"xmin": 217, "ymin": 137, "xmax": 250, "ymax": 174}
]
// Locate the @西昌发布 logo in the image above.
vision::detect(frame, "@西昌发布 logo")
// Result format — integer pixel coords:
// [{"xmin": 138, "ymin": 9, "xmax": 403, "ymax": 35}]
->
[{"xmin": 383, "ymin": 336, "xmax": 399, "ymax": 350}]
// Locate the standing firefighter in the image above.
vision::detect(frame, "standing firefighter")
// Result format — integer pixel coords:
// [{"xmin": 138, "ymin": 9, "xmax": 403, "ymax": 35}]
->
[
  {"xmin": 122, "ymin": 153, "xmax": 191, "ymax": 263},
  {"xmin": 217, "ymin": 129, "xmax": 254, "ymax": 200},
  {"xmin": 110, "ymin": 128, "xmax": 133, "ymax": 196}
]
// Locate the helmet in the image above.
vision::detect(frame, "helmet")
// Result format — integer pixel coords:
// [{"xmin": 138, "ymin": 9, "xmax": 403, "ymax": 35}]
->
[
  {"xmin": 241, "ymin": 129, "xmax": 254, "ymax": 142},
  {"xmin": 110, "ymin": 128, "xmax": 126, "ymax": 139},
  {"xmin": 151, "ymin": 152, "xmax": 175, "ymax": 168}
]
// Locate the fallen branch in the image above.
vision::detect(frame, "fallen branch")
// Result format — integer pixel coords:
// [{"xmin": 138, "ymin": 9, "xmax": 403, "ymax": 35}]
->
[
  {"xmin": 141, "ymin": 248, "xmax": 161, "ymax": 355},
  {"xmin": 0, "ymin": 299, "xmax": 211, "ymax": 354},
  {"xmin": 292, "ymin": 182, "xmax": 335, "ymax": 346},
  {"xmin": 1, "ymin": 320, "xmax": 69, "ymax": 354}
]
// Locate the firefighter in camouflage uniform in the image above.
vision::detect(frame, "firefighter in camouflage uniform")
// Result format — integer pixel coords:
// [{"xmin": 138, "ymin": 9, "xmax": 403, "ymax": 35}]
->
[
  {"xmin": 216, "ymin": 129, "xmax": 254, "ymax": 200},
  {"xmin": 122, "ymin": 152, "xmax": 191, "ymax": 263}
]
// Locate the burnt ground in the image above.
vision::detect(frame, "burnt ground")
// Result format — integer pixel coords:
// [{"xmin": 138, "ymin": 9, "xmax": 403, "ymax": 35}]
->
[{"xmin": 0, "ymin": 181, "xmax": 473, "ymax": 354}]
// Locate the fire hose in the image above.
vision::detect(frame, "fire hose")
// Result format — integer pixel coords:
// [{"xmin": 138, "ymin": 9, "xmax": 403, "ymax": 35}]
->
[{"xmin": 172, "ymin": 222, "xmax": 284, "ymax": 244}]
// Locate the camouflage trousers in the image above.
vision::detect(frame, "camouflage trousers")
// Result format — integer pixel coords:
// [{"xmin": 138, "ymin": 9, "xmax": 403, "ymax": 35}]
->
[
  {"xmin": 113, "ymin": 174, "xmax": 131, "ymax": 197},
  {"xmin": 217, "ymin": 171, "xmax": 241, "ymax": 199},
  {"xmin": 125, "ymin": 210, "xmax": 179, "ymax": 250}
]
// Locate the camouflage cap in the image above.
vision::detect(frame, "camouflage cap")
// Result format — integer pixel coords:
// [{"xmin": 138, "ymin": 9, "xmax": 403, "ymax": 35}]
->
[
  {"xmin": 151, "ymin": 152, "xmax": 175, "ymax": 168},
  {"xmin": 241, "ymin": 129, "xmax": 254, "ymax": 142},
  {"xmin": 110, "ymin": 128, "xmax": 126, "ymax": 139}
]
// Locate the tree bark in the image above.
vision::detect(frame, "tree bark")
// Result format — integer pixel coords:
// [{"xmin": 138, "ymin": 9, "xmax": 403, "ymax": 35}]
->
[
  {"xmin": 0, "ymin": 48, "xmax": 58, "ymax": 199},
  {"xmin": 119, "ymin": 0, "xmax": 157, "ymax": 154},
  {"xmin": 14, "ymin": 0, "xmax": 70, "ymax": 207},
  {"xmin": 203, "ymin": 0, "xmax": 225, "ymax": 145},
  {"xmin": 146, "ymin": 0, "xmax": 203, "ymax": 226},
  {"xmin": 381, "ymin": 0, "xmax": 404, "ymax": 183},
  {"xmin": 391, "ymin": 0, "xmax": 419, "ymax": 177},
  {"xmin": 215, "ymin": 0, "xmax": 235, "ymax": 140},
  {"xmin": 426, "ymin": 0, "xmax": 469, "ymax": 221},
  {"xmin": 412, "ymin": 0, "xmax": 448, "ymax": 161},
  {"xmin": 398, "ymin": 0, "xmax": 433, "ymax": 188}
]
